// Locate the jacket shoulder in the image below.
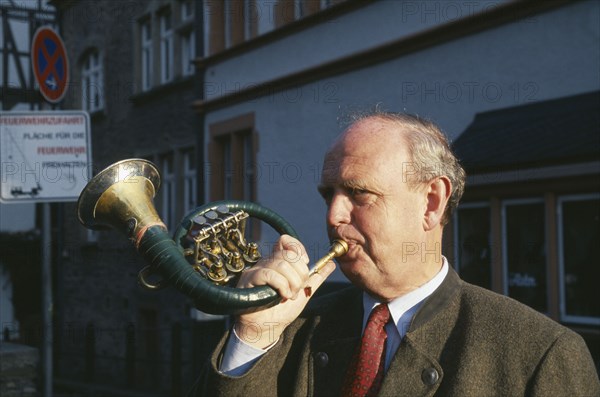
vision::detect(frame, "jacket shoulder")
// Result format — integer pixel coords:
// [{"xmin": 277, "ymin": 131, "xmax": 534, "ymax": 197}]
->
[{"xmin": 457, "ymin": 282, "xmax": 579, "ymax": 347}]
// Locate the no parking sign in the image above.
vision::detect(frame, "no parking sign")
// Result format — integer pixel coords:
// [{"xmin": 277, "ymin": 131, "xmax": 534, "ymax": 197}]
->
[{"xmin": 31, "ymin": 26, "xmax": 69, "ymax": 104}]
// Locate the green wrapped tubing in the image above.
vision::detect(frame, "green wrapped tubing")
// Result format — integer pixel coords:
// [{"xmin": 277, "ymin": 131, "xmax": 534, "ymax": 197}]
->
[{"xmin": 138, "ymin": 200, "xmax": 299, "ymax": 315}]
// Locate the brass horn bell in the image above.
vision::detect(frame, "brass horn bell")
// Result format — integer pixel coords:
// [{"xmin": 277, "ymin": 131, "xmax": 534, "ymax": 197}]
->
[{"xmin": 77, "ymin": 159, "xmax": 163, "ymax": 241}]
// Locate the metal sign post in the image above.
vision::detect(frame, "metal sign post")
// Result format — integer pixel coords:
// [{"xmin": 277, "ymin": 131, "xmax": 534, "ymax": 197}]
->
[{"xmin": 41, "ymin": 202, "xmax": 52, "ymax": 397}]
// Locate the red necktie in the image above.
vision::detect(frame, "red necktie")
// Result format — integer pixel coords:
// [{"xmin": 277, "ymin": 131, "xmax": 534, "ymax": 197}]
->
[{"xmin": 340, "ymin": 303, "xmax": 391, "ymax": 397}]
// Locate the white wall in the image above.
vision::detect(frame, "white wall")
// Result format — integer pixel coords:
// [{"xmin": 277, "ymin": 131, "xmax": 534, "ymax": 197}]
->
[{"xmin": 205, "ymin": 0, "xmax": 511, "ymax": 100}]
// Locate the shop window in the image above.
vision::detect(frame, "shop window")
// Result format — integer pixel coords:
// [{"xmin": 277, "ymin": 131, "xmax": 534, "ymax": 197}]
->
[
  {"xmin": 502, "ymin": 199, "xmax": 547, "ymax": 313},
  {"xmin": 454, "ymin": 203, "xmax": 492, "ymax": 290},
  {"xmin": 558, "ymin": 194, "xmax": 600, "ymax": 325}
]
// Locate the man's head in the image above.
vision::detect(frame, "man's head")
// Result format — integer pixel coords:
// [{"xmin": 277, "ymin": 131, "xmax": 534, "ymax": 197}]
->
[
  {"xmin": 365, "ymin": 112, "xmax": 465, "ymax": 225},
  {"xmin": 318, "ymin": 112, "xmax": 465, "ymax": 300}
]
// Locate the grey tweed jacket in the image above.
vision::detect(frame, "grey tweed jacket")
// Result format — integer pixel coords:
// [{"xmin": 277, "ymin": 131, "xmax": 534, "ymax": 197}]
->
[{"xmin": 192, "ymin": 268, "xmax": 600, "ymax": 396}]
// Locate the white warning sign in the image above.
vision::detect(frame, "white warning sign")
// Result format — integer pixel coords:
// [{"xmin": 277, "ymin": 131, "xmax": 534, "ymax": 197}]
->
[{"xmin": 0, "ymin": 111, "xmax": 92, "ymax": 203}]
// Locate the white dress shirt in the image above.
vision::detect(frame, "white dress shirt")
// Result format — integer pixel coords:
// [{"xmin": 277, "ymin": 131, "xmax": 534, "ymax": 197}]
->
[{"xmin": 221, "ymin": 258, "xmax": 449, "ymax": 376}]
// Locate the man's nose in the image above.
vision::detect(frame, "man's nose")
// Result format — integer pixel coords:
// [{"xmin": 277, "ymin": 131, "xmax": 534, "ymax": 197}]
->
[{"xmin": 326, "ymin": 193, "xmax": 351, "ymax": 227}]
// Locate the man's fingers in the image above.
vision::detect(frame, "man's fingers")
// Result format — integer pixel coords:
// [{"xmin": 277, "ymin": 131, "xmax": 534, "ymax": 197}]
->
[
  {"xmin": 276, "ymin": 234, "xmax": 309, "ymax": 265},
  {"xmin": 239, "ymin": 258, "xmax": 308, "ymax": 299},
  {"xmin": 236, "ymin": 235, "xmax": 313, "ymax": 300},
  {"xmin": 302, "ymin": 260, "xmax": 336, "ymax": 298}
]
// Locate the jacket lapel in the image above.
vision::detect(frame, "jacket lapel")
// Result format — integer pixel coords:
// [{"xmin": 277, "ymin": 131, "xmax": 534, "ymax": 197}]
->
[{"xmin": 378, "ymin": 268, "xmax": 462, "ymax": 396}]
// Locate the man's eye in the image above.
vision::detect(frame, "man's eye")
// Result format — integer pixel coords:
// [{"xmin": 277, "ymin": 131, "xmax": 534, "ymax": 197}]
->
[
  {"xmin": 351, "ymin": 188, "xmax": 368, "ymax": 196},
  {"xmin": 349, "ymin": 188, "xmax": 377, "ymax": 205}
]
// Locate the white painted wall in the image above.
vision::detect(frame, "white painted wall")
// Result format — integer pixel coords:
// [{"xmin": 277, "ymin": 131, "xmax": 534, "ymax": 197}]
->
[{"xmin": 205, "ymin": 0, "xmax": 511, "ymax": 100}]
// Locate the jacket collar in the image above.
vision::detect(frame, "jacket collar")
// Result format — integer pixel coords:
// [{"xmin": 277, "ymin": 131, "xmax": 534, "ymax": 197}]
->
[{"xmin": 408, "ymin": 266, "xmax": 462, "ymax": 332}]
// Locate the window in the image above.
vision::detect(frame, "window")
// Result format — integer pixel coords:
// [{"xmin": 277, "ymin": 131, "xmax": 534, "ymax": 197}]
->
[
  {"xmin": 557, "ymin": 194, "xmax": 600, "ymax": 325},
  {"xmin": 143, "ymin": 148, "xmax": 196, "ymax": 231},
  {"xmin": 160, "ymin": 153, "xmax": 176, "ymax": 230},
  {"xmin": 454, "ymin": 203, "xmax": 492, "ymax": 290},
  {"xmin": 244, "ymin": 0, "xmax": 257, "ymax": 40},
  {"xmin": 180, "ymin": 0, "xmax": 195, "ymax": 77},
  {"xmin": 159, "ymin": 9, "xmax": 174, "ymax": 84},
  {"xmin": 181, "ymin": 29, "xmax": 195, "ymax": 77},
  {"xmin": 181, "ymin": 0, "xmax": 194, "ymax": 21},
  {"xmin": 502, "ymin": 199, "xmax": 547, "ymax": 313},
  {"xmin": 183, "ymin": 149, "xmax": 197, "ymax": 216},
  {"xmin": 294, "ymin": 0, "xmax": 304, "ymax": 19},
  {"xmin": 81, "ymin": 50, "xmax": 104, "ymax": 112},
  {"xmin": 209, "ymin": 114, "xmax": 258, "ymax": 236},
  {"xmin": 224, "ymin": 0, "xmax": 233, "ymax": 48},
  {"xmin": 242, "ymin": 133, "xmax": 255, "ymax": 202},
  {"xmin": 140, "ymin": 19, "xmax": 153, "ymax": 91},
  {"xmin": 211, "ymin": 131, "xmax": 255, "ymax": 202},
  {"xmin": 139, "ymin": 3, "xmax": 197, "ymax": 90},
  {"xmin": 255, "ymin": 0, "xmax": 275, "ymax": 36},
  {"xmin": 212, "ymin": 130, "xmax": 256, "ymax": 237},
  {"xmin": 221, "ymin": 135, "xmax": 233, "ymax": 199},
  {"xmin": 220, "ymin": 0, "xmax": 257, "ymax": 50}
]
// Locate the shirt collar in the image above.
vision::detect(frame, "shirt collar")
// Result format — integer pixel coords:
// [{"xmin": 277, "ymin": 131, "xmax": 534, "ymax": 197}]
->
[{"xmin": 362, "ymin": 257, "xmax": 449, "ymax": 334}]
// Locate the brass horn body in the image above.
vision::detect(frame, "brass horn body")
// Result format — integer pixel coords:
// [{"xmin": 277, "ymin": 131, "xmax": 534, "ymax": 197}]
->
[{"xmin": 77, "ymin": 159, "xmax": 347, "ymax": 315}]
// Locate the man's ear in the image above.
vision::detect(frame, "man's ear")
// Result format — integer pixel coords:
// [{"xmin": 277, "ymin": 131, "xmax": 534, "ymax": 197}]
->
[{"xmin": 423, "ymin": 176, "xmax": 452, "ymax": 231}]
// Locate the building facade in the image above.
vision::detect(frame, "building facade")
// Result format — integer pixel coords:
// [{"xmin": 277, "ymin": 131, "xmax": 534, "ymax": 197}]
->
[
  {"xmin": 46, "ymin": 0, "xmax": 600, "ymax": 394},
  {"xmin": 52, "ymin": 0, "xmax": 206, "ymax": 395}
]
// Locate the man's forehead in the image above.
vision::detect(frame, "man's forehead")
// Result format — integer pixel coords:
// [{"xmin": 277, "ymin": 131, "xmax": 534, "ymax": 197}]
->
[
  {"xmin": 324, "ymin": 127, "xmax": 408, "ymax": 167},
  {"xmin": 321, "ymin": 152, "xmax": 389, "ymax": 186}
]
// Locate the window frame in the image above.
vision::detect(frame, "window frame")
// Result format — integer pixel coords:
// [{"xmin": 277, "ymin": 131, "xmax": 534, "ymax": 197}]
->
[
  {"xmin": 183, "ymin": 149, "xmax": 197, "ymax": 216},
  {"xmin": 180, "ymin": 0, "xmax": 194, "ymax": 21},
  {"xmin": 208, "ymin": 113, "xmax": 259, "ymax": 239},
  {"xmin": 557, "ymin": 192, "xmax": 600, "ymax": 326},
  {"xmin": 81, "ymin": 49, "xmax": 104, "ymax": 113},
  {"xmin": 453, "ymin": 201, "xmax": 492, "ymax": 287},
  {"xmin": 159, "ymin": 153, "xmax": 176, "ymax": 231},
  {"xmin": 294, "ymin": 0, "xmax": 304, "ymax": 19},
  {"xmin": 140, "ymin": 18, "xmax": 153, "ymax": 91},
  {"xmin": 159, "ymin": 8, "xmax": 174, "ymax": 84},
  {"xmin": 180, "ymin": 28, "xmax": 195, "ymax": 77},
  {"xmin": 501, "ymin": 197, "xmax": 548, "ymax": 312},
  {"xmin": 223, "ymin": 0, "xmax": 232, "ymax": 48}
]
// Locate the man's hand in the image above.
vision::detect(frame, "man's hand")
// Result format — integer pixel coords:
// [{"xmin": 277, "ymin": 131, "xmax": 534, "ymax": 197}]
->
[{"xmin": 233, "ymin": 234, "xmax": 336, "ymax": 349}]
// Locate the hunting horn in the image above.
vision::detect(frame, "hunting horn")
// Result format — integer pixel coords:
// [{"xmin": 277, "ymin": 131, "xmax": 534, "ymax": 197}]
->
[{"xmin": 76, "ymin": 159, "xmax": 347, "ymax": 315}]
